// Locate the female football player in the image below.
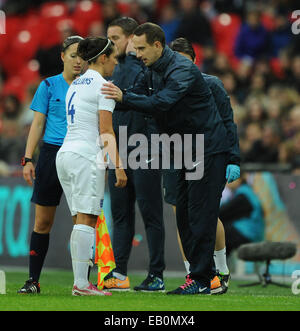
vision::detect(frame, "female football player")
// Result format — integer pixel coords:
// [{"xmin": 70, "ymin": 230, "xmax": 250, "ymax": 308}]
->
[{"xmin": 56, "ymin": 37, "xmax": 127, "ymax": 296}]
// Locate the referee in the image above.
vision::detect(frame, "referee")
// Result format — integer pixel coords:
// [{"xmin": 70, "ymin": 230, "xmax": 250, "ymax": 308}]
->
[{"xmin": 18, "ymin": 36, "xmax": 85, "ymax": 294}]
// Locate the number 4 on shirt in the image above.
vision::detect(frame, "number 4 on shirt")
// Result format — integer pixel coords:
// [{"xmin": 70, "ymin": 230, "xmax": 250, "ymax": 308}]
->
[{"xmin": 68, "ymin": 91, "xmax": 76, "ymax": 123}]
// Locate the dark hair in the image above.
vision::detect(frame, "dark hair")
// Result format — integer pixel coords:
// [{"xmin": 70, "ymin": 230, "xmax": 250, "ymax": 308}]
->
[
  {"xmin": 108, "ymin": 17, "xmax": 139, "ymax": 36},
  {"xmin": 77, "ymin": 37, "xmax": 115, "ymax": 64},
  {"xmin": 134, "ymin": 23, "xmax": 166, "ymax": 48},
  {"xmin": 62, "ymin": 35, "xmax": 84, "ymax": 53},
  {"xmin": 169, "ymin": 38, "xmax": 196, "ymax": 61}
]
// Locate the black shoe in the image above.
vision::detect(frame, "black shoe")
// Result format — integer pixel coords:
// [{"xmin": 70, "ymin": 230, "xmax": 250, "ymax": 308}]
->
[
  {"xmin": 167, "ymin": 275, "xmax": 210, "ymax": 295},
  {"xmin": 214, "ymin": 272, "xmax": 230, "ymax": 295},
  {"xmin": 17, "ymin": 278, "xmax": 40, "ymax": 294},
  {"xmin": 134, "ymin": 274, "xmax": 165, "ymax": 292}
]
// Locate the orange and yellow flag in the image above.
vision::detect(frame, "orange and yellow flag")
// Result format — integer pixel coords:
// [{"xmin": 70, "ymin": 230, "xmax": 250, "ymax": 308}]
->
[{"xmin": 94, "ymin": 209, "xmax": 115, "ymax": 289}]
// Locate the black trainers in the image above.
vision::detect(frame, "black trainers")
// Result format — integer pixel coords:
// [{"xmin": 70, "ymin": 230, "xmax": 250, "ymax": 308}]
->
[
  {"xmin": 167, "ymin": 275, "xmax": 210, "ymax": 295},
  {"xmin": 212, "ymin": 272, "xmax": 230, "ymax": 295},
  {"xmin": 17, "ymin": 278, "xmax": 40, "ymax": 294},
  {"xmin": 134, "ymin": 274, "xmax": 165, "ymax": 292}
]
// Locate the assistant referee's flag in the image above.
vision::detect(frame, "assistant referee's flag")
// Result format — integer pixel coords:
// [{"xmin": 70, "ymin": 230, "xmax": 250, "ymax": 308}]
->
[{"xmin": 95, "ymin": 209, "xmax": 115, "ymax": 289}]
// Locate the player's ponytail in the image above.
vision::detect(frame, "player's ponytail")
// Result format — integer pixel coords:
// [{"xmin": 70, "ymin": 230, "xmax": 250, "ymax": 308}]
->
[{"xmin": 77, "ymin": 37, "xmax": 114, "ymax": 64}]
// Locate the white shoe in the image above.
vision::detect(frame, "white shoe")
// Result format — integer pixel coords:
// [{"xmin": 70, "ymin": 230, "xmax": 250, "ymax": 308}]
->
[{"xmin": 72, "ymin": 282, "xmax": 112, "ymax": 296}]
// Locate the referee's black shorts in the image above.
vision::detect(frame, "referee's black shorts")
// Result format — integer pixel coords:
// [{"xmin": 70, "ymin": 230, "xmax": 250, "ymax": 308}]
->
[{"xmin": 31, "ymin": 142, "xmax": 63, "ymax": 206}]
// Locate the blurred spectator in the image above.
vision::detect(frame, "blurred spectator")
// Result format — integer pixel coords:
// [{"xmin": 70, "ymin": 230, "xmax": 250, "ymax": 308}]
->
[
  {"xmin": 102, "ymin": 0, "xmax": 121, "ymax": 30},
  {"xmin": 88, "ymin": 21, "xmax": 105, "ymax": 37},
  {"xmin": 252, "ymin": 57, "xmax": 276, "ymax": 89},
  {"xmin": 219, "ymin": 71, "xmax": 236, "ymax": 92},
  {"xmin": 219, "ymin": 71, "xmax": 245, "ymax": 103},
  {"xmin": 199, "ymin": 0, "xmax": 217, "ymax": 20},
  {"xmin": 229, "ymin": 95, "xmax": 246, "ymax": 131},
  {"xmin": 270, "ymin": 10, "xmax": 293, "ymax": 57},
  {"xmin": 18, "ymin": 83, "xmax": 38, "ymax": 129},
  {"xmin": 280, "ymin": 86, "xmax": 299, "ymax": 111},
  {"xmin": 287, "ymin": 55, "xmax": 300, "ymax": 92},
  {"xmin": 175, "ymin": 0, "xmax": 213, "ymax": 46},
  {"xmin": 219, "ymin": 174, "xmax": 265, "ymax": 257},
  {"xmin": 159, "ymin": 3, "xmax": 180, "ymax": 44},
  {"xmin": 213, "ymin": 0, "xmax": 244, "ymax": 16},
  {"xmin": 265, "ymin": 100, "xmax": 282, "ymax": 122},
  {"xmin": 35, "ymin": 20, "xmax": 75, "ymax": 78},
  {"xmin": 248, "ymin": 73, "xmax": 267, "ymax": 98},
  {"xmin": 243, "ymin": 122, "xmax": 281, "ymax": 163},
  {"xmin": 239, "ymin": 122, "xmax": 262, "ymax": 156},
  {"xmin": 266, "ymin": 84, "xmax": 284, "ymax": 108},
  {"xmin": 2, "ymin": 94, "xmax": 21, "ymax": 120},
  {"xmin": 201, "ymin": 45, "xmax": 216, "ymax": 73},
  {"xmin": 244, "ymin": 97, "xmax": 267, "ymax": 124},
  {"xmin": 234, "ymin": 59, "xmax": 252, "ymax": 103},
  {"xmin": 291, "ymin": 132, "xmax": 300, "ymax": 163},
  {"xmin": 212, "ymin": 53, "xmax": 232, "ymax": 76},
  {"xmin": 287, "ymin": 22, "xmax": 300, "ymax": 56},
  {"xmin": 0, "ymin": 160, "xmax": 10, "ymax": 176},
  {"xmin": 289, "ymin": 105, "xmax": 300, "ymax": 137},
  {"xmin": 127, "ymin": 0, "xmax": 151, "ymax": 24},
  {"xmin": 280, "ymin": 113, "xmax": 294, "ymax": 140},
  {"xmin": 278, "ymin": 140, "xmax": 294, "ymax": 164},
  {"xmin": 0, "ymin": 119, "xmax": 25, "ymax": 164},
  {"xmin": 278, "ymin": 47, "xmax": 291, "ymax": 72},
  {"xmin": 1, "ymin": 0, "xmax": 31, "ymax": 14},
  {"xmin": 234, "ymin": 9, "xmax": 270, "ymax": 62}
]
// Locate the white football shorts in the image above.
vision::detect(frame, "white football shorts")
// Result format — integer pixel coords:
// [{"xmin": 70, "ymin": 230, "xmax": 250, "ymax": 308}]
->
[{"xmin": 56, "ymin": 151, "xmax": 105, "ymax": 216}]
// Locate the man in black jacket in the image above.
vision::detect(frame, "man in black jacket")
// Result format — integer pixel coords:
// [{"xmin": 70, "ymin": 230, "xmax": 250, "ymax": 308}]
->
[
  {"xmin": 163, "ymin": 37, "xmax": 240, "ymax": 295},
  {"xmin": 103, "ymin": 18, "xmax": 165, "ymax": 293},
  {"xmin": 102, "ymin": 23, "xmax": 240, "ymax": 295}
]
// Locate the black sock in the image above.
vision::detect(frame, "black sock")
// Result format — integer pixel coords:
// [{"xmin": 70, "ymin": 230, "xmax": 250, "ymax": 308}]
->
[{"xmin": 29, "ymin": 231, "xmax": 49, "ymax": 282}]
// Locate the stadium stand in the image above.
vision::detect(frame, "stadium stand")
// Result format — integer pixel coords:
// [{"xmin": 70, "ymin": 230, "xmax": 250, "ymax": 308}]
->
[{"xmin": 1, "ymin": 0, "xmax": 299, "ymax": 171}]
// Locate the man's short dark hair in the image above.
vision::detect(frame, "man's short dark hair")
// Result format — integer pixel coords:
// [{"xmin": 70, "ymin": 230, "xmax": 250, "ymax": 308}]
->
[
  {"xmin": 134, "ymin": 23, "xmax": 166, "ymax": 48},
  {"xmin": 108, "ymin": 17, "xmax": 139, "ymax": 36},
  {"xmin": 170, "ymin": 38, "xmax": 196, "ymax": 61}
]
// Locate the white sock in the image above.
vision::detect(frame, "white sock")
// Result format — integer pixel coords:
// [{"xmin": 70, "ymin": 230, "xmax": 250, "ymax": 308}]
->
[
  {"xmin": 213, "ymin": 247, "xmax": 229, "ymax": 275},
  {"xmin": 184, "ymin": 261, "xmax": 190, "ymax": 274},
  {"xmin": 70, "ymin": 224, "xmax": 95, "ymax": 289}
]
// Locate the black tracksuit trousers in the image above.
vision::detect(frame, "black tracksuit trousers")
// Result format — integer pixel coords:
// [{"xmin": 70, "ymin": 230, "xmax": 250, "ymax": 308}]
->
[
  {"xmin": 108, "ymin": 167, "xmax": 165, "ymax": 278},
  {"xmin": 176, "ymin": 152, "xmax": 227, "ymax": 288}
]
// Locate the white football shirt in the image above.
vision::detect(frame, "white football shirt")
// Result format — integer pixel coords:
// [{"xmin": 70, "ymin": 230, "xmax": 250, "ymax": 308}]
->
[{"xmin": 59, "ymin": 69, "xmax": 115, "ymax": 161}]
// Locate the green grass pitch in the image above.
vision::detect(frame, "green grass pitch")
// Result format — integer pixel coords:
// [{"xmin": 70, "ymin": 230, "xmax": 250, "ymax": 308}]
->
[{"xmin": 0, "ymin": 270, "xmax": 299, "ymax": 311}]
